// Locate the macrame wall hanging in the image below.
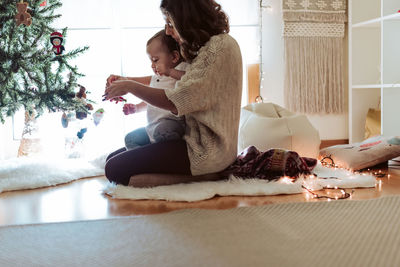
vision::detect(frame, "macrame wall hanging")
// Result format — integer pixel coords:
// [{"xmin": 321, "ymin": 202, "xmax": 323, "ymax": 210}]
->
[{"xmin": 282, "ymin": 0, "xmax": 347, "ymax": 114}]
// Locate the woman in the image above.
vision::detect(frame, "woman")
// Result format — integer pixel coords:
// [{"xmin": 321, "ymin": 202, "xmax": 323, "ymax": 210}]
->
[{"xmin": 104, "ymin": 0, "xmax": 243, "ymax": 186}]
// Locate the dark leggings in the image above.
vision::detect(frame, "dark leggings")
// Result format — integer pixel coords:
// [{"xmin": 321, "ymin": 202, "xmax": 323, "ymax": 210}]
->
[{"xmin": 105, "ymin": 140, "xmax": 192, "ymax": 185}]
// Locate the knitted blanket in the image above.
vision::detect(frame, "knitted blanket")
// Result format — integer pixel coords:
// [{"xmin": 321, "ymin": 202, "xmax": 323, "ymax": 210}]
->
[
  {"xmin": 282, "ymin": 0, "xmax": 347, "ymax": 114},
  {"xmin": 224, "ymin": 146, "xmax": 317, "ymax": 181}
]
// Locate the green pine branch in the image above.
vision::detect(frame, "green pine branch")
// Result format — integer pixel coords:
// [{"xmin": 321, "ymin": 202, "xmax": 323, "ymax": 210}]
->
[{"xmin": 0, "ymin": 0, "xmax": 91, "ymax": 123}]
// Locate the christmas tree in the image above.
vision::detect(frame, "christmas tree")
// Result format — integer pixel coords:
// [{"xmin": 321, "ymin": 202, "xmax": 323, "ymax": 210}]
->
[{"xmin": 0, "ymin": 0, "xmax": 90, "ymax": 123}]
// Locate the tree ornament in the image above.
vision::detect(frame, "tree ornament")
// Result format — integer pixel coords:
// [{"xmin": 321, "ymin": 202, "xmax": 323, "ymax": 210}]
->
[
  {"xmin": 102, "ymin": 93, "xmax": 127, "ymax": 104},
  {"xmin": 40, "ymin": 1, "xmax": 47, "ymax": 7},
  {"xmin": 61, "ymin": 112, "xmax": 68, "ymax": 128},
  {"xmin": 110, "ymin": 96, "xmax": 127, "ymax": 104},
  {"xmin": 50, "ymin": 32, "xmax": 65, "ymax": 55},
  {"xmin": 75, "ymin": 85, "xmax": 94, "ymax": 120},
  {"xmin": 92, "ymin": 108, "xmax": 104, "ymax": 126},
  {"xmin": 77, "ymin": 128, "xmax": 87, "ymax": 139},
  {"xmin": 76, "ymin": 111, "xmax": 87, "ymax": 120},
  {"xmin": 15, "ymin": 1, "xmax": 32, "ymax": 26}
]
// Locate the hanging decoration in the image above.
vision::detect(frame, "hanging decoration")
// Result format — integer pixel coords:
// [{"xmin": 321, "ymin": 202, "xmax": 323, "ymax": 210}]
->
[
  {"xmin": 102, "ymin": 93, "xmax": 127, "ymax": 104},
  {"xmin": 50, "ymin": 32, "xmax": 65, "ymax": 55},
  {"xmin": 75, "ymin": 85, "xmax": 94, "ymax": 120},
  {"xmin": 40, "ymin": 1, "xmax": 47, "ymax": 7},
  {"xmin": 15, "ymin": 1, "xmax": 32, "ymax": 26},
  {"xmin": 61, "ymin": 112, "xmax": 69, "ymax": 128},
  {"xmin": 92, "ymin": 108, "xmax": 105, "ymax": 126},
  {"xmin": 282, "ymin": 0, "xmax": 347, "ymax": 114},
  {"xmin": 77, "ymin": 128, "xmax": 87, "ymax": 139}
]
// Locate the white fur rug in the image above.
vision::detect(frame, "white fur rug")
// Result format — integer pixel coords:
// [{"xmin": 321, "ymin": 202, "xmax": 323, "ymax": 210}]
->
[
  {"xmin": 0, "ymin": 156, "xmax": 376, "ymax": 201},
  {"xmin": 104, "ymin": 164, "xmax": 377, "ymax": 202},
  {"xmin": 0, "ymin": 156, "xmax": 105, "ymax": 193}
]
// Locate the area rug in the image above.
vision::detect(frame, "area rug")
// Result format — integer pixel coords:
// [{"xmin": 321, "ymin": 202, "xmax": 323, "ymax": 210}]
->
[
  {"xmin": 104, "ymin": 163, "xmax": 376, "ymax": 202},
  {"xmin": 0, "ymin": 156, "xmax": 105, "ymax": 193},
  {"xmin": 1, "ymin": 195, "xmax": 400, "ymax": 267}
]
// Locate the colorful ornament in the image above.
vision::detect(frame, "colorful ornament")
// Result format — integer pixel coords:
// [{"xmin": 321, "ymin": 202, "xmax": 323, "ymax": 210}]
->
[
  {"xmin": 102, "ymin": 93, "xmax": 127, "ymax": 104},
  {"xmin": 111, "ymin": 96, "xmax": 127, "ymax": 104},
  {"xmin": 76, "ymin": 111, "xmax": 87, "ymax": 120},
  {"xmin": 75, "ymin": 85, "xmax": 94, "ymax": 120},
  {"xmin": 61, "ymin": 112, "xmax": 68, "ymax": 128},
  {"xmin": 77, "ymin": 128, "xmax": 87, "ymax": 139},
  {"xmin": 15, "ymin": 2, "xmax": 32, "ymax": 26},
  {"xmin": 40, "ymin": 1, "xmax": 47, "ymax": 6},
  {"xmin": 50, "ymin": 32, "xmax": 65, "ymax": 55},
  {"xmin": 76, "ymin": 84, "xmax": 87, "ymax": 99},
  {"xmin": 93, "ymin": 108, "xmax": 105, "ymax": 126},
  {"xmin": 61, "ymin": 112, "xmax": 75, "ymax": 128}
]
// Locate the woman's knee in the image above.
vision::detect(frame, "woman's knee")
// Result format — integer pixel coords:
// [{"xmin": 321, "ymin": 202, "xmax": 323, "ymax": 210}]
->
[
  {"xmin": 106, "ymin": 147, "xmax": 127, "ymax": 162},
  {"xmin": 105, "ymin": 158, "xmax": 131, "ymax": 185}
]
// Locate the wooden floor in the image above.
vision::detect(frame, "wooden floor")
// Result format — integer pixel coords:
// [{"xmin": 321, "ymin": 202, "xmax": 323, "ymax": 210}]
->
[{"xmin": 1, "ymin": 164, "xmax": 400, "ymax": 226}]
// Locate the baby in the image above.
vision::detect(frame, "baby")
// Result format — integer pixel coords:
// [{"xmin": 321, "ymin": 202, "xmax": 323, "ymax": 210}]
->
[{"xmin": 110, "ymin": 30, "xmax": 189, "ymax": 150}]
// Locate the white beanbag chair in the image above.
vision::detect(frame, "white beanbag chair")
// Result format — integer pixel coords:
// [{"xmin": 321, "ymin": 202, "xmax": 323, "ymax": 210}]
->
[{"xmin": 238, "ymin": 103, "xmax": 320, "ymax": 158}]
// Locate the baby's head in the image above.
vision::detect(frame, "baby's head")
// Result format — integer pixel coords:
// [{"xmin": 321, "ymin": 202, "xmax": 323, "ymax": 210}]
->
[{"xmin": 146, "ymin": 29, "xmax": 182, "ymax": 76}]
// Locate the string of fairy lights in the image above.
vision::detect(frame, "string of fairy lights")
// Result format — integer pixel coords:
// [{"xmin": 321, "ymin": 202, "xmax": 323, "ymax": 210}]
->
[
  {"xmin": 257, "ymin": 0, "xmax": 272, "ymax": 103},
  {"xmin": 300, "ymin": 155, "xmax": 387, "ymax": 201}
]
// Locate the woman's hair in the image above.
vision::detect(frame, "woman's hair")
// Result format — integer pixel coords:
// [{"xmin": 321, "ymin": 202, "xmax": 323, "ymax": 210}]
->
[
  {"xmin": 147, "ymin": 29, "xmax": 180, "ymax": 55},
  {"xmin": 160, "ymin": 0, "xmax": 230, "ymax": 61}
]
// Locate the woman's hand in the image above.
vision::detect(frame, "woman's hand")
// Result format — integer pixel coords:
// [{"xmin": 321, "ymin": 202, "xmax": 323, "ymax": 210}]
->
[
  {"xmin": 104, "ymin": 79, "xmax": 178, "ymax": 114},
  {"xmin": 106, "ymin": 74, "xmax": 124, "ymax": 87},
  {"xmin": 104, "ymin": 80, "xmax": 132, "ymax": 100}
]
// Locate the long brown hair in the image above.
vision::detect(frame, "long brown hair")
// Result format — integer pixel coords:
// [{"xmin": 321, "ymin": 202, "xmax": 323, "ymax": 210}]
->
[{"xmin": 160, "ymin": 0, "xmax": 230, "ymax": 61}]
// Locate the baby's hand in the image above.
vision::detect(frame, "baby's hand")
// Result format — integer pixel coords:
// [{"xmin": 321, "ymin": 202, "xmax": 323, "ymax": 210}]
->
[{"xmin": 123, "ymin": 103, "xmax": 136, "ymax": 115}]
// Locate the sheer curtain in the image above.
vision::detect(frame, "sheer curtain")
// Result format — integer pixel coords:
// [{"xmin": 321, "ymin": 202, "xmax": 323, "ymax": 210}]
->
[{"xmin": 10, "ymin": 0, "xmax": 259, "ymax": 159}]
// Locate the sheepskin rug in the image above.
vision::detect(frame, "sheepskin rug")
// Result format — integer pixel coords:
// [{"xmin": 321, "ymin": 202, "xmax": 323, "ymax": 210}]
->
[
  {"xmin": 0, "ymin": 156, "xmax": 105, "ymax": 193},
  {"xmin": 104, "ymin": 163, "xmax": 377, "ymax": 202},
  {"xmin": 0, "ymin": 156, "xmax": 376, "ymax": 201}
]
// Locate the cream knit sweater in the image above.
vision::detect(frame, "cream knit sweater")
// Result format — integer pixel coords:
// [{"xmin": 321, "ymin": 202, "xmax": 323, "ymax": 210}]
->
[{"xmin": 166, "ymin": 34, "xmax": 243, "ymax": 175}]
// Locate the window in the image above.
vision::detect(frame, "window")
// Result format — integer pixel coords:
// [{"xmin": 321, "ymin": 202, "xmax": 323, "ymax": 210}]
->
[{"xmin": 9, "ymin": 0, "xmax": 260, "ymax": 159}]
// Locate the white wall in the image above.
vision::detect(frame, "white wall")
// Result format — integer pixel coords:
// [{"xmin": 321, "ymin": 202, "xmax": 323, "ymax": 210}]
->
[{"xmin": 260, "ymin": 0, "xmax": 348, "ymax": 140}]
